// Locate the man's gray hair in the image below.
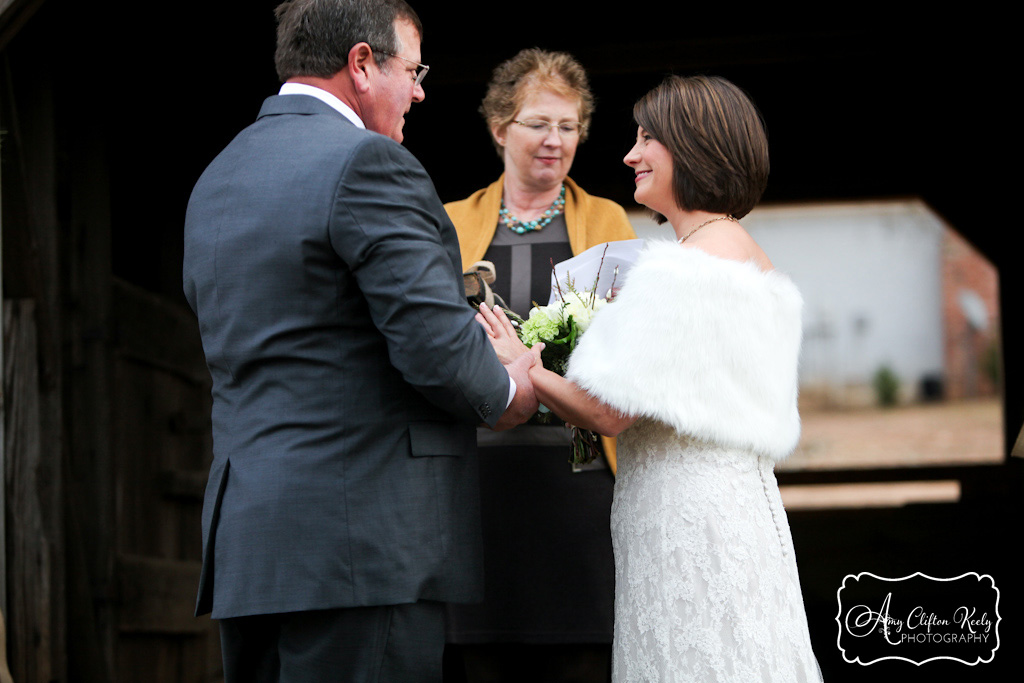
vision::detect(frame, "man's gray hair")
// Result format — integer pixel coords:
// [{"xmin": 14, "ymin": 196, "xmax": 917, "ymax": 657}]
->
[{"xmin": 273, "ymin": 0, "xmax": 422, "ymax": 82}]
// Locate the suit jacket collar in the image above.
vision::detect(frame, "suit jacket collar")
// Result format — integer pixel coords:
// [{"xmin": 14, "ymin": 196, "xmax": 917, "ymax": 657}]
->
[{"xmin": 257, "ymin": 93, "xmax": 358, "ymax": 125}]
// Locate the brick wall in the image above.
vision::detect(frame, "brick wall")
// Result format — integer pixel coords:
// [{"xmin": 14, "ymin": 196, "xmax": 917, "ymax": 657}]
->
[{"xmin": 942, "ymin": 228, "xmax": 1001, "ymax": 399}]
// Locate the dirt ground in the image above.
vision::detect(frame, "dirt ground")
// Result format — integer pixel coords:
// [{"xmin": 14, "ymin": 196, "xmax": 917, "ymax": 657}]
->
[
  {"xmin": 776, "ymin": 397, "xmax": 1006, "ymax": 509},
  {"xmin": 783, "ymin": 397, "xmax": 1004, "ymax": 470}
]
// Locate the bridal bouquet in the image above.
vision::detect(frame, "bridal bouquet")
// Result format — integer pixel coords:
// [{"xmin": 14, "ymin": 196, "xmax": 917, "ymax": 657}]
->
[
  {"xmin": 511, "ymin": 247, "xmax": 618, "ymax": 466},
  {"xmin": 518, "ymin": 288, "xmax": 609, "ymax": 376}
]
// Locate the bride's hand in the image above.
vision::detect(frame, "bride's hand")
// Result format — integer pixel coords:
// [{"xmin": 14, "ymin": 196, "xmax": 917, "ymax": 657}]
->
[{"xmin": 475, "ymin": 303, "xmax": 531, "ymax": 364}]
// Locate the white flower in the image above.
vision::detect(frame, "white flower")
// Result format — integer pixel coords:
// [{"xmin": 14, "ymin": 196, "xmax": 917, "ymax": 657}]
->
[{"xmin": 560, "ymin": 290, "xmax": 606, "ymax": 332}]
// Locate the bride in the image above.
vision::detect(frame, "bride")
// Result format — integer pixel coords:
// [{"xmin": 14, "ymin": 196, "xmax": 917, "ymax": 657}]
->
[{"xmin": 477, "ymin": 75, "xmax": 823, "ymax": 682}]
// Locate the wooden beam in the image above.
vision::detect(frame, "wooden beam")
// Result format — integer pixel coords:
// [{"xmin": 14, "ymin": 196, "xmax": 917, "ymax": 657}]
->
[
  {"xmin": 0, "ymin": 0, "xmax": 47, "ymax": 52},
  {"xmin": 1, "ymin": 119, "xmax": 6, "ymax": 626}
]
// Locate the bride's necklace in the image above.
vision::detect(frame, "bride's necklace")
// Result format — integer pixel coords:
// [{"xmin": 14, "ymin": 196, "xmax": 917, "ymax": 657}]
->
[
  {"xmin": 677, "ymin": 215, "xmax": 737, "ymax": 244},
  {"xmin": 500, "ymin": 184, "xmax": 566, "ymax": 235}
]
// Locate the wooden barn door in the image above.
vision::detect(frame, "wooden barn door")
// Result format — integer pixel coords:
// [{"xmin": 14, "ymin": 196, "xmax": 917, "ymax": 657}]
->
[{"xmin": 106, "ymin": 280, "xmax": 219, "ymax": 682}]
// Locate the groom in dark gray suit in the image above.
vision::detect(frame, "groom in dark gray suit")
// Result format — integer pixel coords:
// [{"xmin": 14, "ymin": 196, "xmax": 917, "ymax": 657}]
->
[{"xmin": 182, "ymin": 1, "xmax": 539, "ymax": 680}]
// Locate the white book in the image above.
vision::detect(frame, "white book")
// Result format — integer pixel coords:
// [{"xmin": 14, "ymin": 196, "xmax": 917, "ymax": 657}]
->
[{"xmin": 548, "ymin": 239, "xmax": 645, "ymax": 305}]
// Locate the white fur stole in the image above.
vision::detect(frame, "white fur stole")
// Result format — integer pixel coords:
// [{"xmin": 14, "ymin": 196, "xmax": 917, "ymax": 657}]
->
[{"xmin": 566, "ymin": 240, "xmax": 803, "ymax": 460}]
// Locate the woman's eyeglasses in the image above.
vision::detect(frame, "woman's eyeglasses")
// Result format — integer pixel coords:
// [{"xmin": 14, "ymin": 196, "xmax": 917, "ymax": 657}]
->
[{"xmin": 513, "ymin": 120, "xmax": 586, "ymax": 137}]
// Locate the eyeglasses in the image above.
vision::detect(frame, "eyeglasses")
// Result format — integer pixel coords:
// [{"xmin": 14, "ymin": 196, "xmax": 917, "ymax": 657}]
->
[
  {"xmin": 371, "ymin": 48, "xmax": 429, "ymax": 87},
  {"xmin": 513, "ymin": 119, "xmax": 586, "ymax": 137}
]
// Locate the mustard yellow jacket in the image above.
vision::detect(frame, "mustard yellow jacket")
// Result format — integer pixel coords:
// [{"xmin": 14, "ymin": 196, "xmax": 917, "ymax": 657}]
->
[{"xmin": 445, "ymin": 174, "xmax": 637, "ymax": 474}]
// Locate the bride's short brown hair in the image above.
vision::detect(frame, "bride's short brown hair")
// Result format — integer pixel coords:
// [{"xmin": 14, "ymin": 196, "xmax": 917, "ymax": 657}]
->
[{"xmin": 633, "ymin": 75, "xmax": 768, "ymax": 221}]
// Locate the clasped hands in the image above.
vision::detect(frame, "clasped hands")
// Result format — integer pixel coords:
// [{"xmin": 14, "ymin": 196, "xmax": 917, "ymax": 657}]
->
[{"xmin": 476, "ymin": 303, "xmax": 544, "ymax": 430}]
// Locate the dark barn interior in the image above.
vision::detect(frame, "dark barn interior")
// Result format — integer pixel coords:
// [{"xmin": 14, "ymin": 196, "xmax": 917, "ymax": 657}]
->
[{"xmin": 2, "ymin": 1, "xmax": 1018, "ymax": 681}]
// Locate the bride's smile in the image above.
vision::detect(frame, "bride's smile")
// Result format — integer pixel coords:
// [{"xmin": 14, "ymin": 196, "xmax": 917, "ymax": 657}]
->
[{"xmin": 623, "ymin": 126, "xmax": 674, "ymax": 215}]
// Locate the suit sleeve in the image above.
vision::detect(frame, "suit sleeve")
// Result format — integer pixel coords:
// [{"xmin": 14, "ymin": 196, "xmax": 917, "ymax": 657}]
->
[{"xmin": 328, "ymin": 135, "xmax": 510, "ymax": 426}]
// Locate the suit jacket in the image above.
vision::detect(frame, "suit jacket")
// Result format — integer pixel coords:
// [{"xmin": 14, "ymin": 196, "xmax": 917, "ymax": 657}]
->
[{"xmin": 183, "ymin": 94, "xmax": 510, "ymax": 619}]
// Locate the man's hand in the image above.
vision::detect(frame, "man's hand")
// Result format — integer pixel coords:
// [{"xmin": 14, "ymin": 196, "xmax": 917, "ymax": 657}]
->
[{"xmin": 491, "ymin": 344, "xmax": 543, "ymax": 431}]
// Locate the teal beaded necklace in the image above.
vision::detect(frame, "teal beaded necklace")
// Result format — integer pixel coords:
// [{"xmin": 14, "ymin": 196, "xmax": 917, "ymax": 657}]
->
[{"xmin": 499, "ymin": 184, "xmax": 566, "ymax": 235}]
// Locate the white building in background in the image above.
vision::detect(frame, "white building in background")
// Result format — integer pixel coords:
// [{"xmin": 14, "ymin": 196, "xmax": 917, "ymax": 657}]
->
[{"xmin": 627, "ymin": 199, "xmax": 994, "ymax": 408}]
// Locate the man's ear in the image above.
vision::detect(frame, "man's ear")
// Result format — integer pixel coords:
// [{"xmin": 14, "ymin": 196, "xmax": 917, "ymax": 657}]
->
[{"xmin": 348, "ymin": 42, "xmax": 374, "ymax": 94}]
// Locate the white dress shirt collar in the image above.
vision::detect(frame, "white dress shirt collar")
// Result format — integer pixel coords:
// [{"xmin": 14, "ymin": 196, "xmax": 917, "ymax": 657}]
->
[{"xmin": 278, "ymin": 82, "xmax": 365, "ymax": 129}]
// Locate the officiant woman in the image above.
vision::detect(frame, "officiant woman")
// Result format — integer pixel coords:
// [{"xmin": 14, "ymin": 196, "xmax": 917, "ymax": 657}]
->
[{"xmin": 443, "ymin": 48, "xmax": 636, "ymax": 682}]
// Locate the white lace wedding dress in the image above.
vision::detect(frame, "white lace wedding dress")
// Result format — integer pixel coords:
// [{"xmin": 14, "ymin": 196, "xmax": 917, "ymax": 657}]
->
[{"xmin": 567, "ymin": 241, "xmax": 822, "ymax": 682}]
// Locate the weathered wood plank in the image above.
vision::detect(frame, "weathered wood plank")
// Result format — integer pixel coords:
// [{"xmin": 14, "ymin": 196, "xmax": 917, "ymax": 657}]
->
[
  {"xmin": 116, "ymin": 555, "xmax": 205, "ymax": 635},
  {"xmin": 2, "ymin": 35, "xmax": 70, "ymax": 680},
  {"xmin": 2, "ymin": 300, "xmax": 53, "ymax": 683},
  {"xmin": 0, "ymin": 607, "xmax": 13, "ymax": 683},
  {"xmin": 1, "ymin": 299, "xmax": 5, "ymax": 623},
  {"xmin": 113, "ymin": 279, "xmax": 210, "ymax": 385},
  {"xmin": 112, "ymin": 352, "xmax": 211, "ymax": 558},
  {"xmin": 158, "ymin": 469, "xmax": 209, "ymax": 501},
  {"xmin": 118, "ymin": 632, "xmax": 213, "ymax": 683}
]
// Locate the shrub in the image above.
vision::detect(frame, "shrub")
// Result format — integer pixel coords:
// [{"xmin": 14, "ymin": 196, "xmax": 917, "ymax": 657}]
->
[{"xmin": 873, "ymin": 365, "xmax": 900, "ymax": 407}]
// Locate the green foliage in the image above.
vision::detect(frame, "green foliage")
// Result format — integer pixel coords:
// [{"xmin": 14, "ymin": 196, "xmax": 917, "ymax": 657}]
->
[
  {"xmin": 982, "ymin": 340, "xmax": 1002, "ymax": 390},
  {"xmin": 873, "ymin": 365, "xmax": 900, "ymax": 407}
]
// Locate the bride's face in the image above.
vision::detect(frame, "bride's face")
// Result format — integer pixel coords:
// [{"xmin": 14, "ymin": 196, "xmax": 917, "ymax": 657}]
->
[{"xmin": 624, "ymin": 126, "xmax": 675, "ymax": 215}]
